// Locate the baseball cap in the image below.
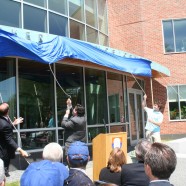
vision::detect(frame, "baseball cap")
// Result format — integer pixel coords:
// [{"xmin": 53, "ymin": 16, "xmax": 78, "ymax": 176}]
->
[
  {"xmin": 68, "ymin": 141, "xmax": 89, "ymax": 161},
  {"xmin": 20, "ymin": 160, "xmax": 68, "ymax": 186}
]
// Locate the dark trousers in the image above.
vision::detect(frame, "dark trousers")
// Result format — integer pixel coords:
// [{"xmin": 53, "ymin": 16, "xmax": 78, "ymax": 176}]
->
[{"xmin": 1, "ymin": 156, "xmax": 10, "ymax": 174}]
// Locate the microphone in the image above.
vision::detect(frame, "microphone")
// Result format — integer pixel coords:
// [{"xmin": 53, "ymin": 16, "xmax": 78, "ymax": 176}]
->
[{"xmin": 103, "ymin": 119, "xmax": 107, "ymax": 133}]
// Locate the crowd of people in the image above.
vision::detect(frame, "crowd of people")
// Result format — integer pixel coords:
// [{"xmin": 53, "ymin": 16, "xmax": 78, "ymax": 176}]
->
[{"xmin": 0, "ymin": 97, "xmax": 178, "ymax": 186}]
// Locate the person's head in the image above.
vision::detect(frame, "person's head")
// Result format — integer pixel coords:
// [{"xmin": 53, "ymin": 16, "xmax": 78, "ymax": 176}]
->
[
  {"xmin": 0, "ymin": 159, "xmax": 5, "ymax": 186},
  {"xmin": 135, "ymin": 139, "xmax": 152, "ymax": 161},
  {"xmin": 43, "ymin": 143, "xmax": 63, "ymax": 162},
  {"xmin": 0, "ymin": 103, "xmax": 9, "ymax": 116},
  {"xmin": 144, "ymin": 142, "xmax": 177, "ymax": 180},
  {"xmin": 73, "ymin": 104, "xmax": 85, "ymax": 117},
  {"xmin": 107, "ymin": 147, "xmax": 126, "ymax": 172},
  {"xmin": 67, "ymin": 141, "xmax": 89, "ymax": 168},
  {"xmin": 153, "ymin": 100, "xmax": 162, "ymax": 111}
]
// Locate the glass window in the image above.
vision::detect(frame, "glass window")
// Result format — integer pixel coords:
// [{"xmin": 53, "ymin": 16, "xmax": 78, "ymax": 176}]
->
[
  {"xmin": 0, "ymin": 0, "xmax": 21, "ymax": 28},
  {"xmin": 85, "ymin": 0, "xmax": 97, "ymax": 28},
  {"xmin": 18, "ymin": 59, "xmax": 55, "ymax": 129},
  {"xmin": 174, "ymin": 20, "xmax": 186, "ymax": 52},
  {"xmin": 98, "ymin": 0, "xmax": 108, "ymax": 34},
  {"xmin": 70, "ymin": 20, "xmax": 85, "ymax": 40},
  {"xmin": 163, "ymin": 19, "xmax": 186, "ymax": 53},
  {"xmin": 85, "ymin": 68, "xmax": 108, "ymax": 125},
  {"xmin": 49, "ymin": 13, "xmax": 68, "ymax": 36},
  {"xmin": 21, "ymin": 130, "xmax": 56, "ymax": 150},
  {"xmin": 69, "ymin": 0, "xmax": 84, "ymax": 22},
  {"xmin": 107, "ymin": 73, "xmax": 124, "ymax": 123},
  {"xmin": 24, "ymin": 5, "xmax": 47, "ymax": 32},
  {"xmin": 87, "ymin": 26, "xmax": 98, "ymax": 44},
  {"xmin": 48, "ymin": 0, "xmax": 67, "ymax": 14},
  {"xmin": 99, "ymin": 33, "xmax": 108, "ymax": 46},
  {"xmin": 88, "ymin": 127, "xmax": 106, "ymax": 143},
  {"xmin": 24, "ymin": 0, "xmax": 46, "ymax": 8},
  {"xmin": 0, "ymin": 58, "xmax": 16, "ymax": 119},
  {"xmin": 163, "ymin": 20, "xmax": 174, "ymax": 52},
  {"xmin": 55, "ymin": 64, "xmax": 84, "ymax": 126},
  {"xmin": 168, "ymin": 85, "xmax": 186, "ymax": 120}
]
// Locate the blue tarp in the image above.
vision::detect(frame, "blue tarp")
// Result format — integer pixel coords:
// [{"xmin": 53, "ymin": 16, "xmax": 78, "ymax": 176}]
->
[{"xmin": 0, "ymin": 29, "xmax": 152, "ymax": 77}]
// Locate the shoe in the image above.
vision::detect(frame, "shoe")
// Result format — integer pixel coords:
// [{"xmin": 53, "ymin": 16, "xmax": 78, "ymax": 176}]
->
[{"xmin": 5, "ymin": 172, "xmax": 10, "ymax": 177}]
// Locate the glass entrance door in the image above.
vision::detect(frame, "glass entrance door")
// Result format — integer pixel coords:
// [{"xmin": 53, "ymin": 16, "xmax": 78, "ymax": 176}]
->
[{"xmin": 128, "ymin": 89, "xmax": 145, "ymax": 145}]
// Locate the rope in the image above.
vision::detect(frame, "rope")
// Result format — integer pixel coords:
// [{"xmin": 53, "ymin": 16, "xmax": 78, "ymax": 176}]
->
[
  {"xmin": 130, "ymin": 73, "xmax": 146, "ymax": 95},
  {"xmin": 49, "ymin": 63, "xmax": 71, "ymax": 98},
  {"xmin": 158, "ymin": 72, "xmax": 183, "ymax": 99}
]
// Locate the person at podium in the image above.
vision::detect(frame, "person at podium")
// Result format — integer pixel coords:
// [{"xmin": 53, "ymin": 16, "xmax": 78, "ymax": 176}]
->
[{"xmin": 99, "ymin": 147, "xmax": 127, "ymax": 185}]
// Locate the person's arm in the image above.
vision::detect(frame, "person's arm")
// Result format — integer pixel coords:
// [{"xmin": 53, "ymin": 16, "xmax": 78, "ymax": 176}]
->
[
  {"xmin": 3, "ymin": 125, "xmax": 28, "ymax": 157},
  {"xmin": 16, "ymin": 147, "xmax": 29, "ymax": 157},
  {"xmin": 61, "ymin": 107, "xmax": 74, "ymax": 129},
  {"xmin": 142, "ymin": 94, "xmax": 147, "ymax": 109},
  {"xmin": 148, "ymin": 114, "xmax": 163, "ymax": 127},
  {"xmin": 12, "ymin": 117, "xmax": 24, "ymax": 126}
]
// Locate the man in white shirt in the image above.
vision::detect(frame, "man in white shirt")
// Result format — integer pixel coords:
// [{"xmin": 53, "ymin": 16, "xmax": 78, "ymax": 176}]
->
[{"xmin": 142, "ymin": 94, "xmax": 163, "ymax": 143}]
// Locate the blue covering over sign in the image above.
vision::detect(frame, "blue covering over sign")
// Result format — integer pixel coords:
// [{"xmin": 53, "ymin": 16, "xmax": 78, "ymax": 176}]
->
[{"xmin": 0, "ymin": 29, "xmax": 152, "ymax": 77}]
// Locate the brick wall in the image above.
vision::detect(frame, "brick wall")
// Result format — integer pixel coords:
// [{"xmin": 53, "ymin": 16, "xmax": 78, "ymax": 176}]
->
[{"xmin": 108, "ymin": 0, "xmax": 186, "ymax": 135}]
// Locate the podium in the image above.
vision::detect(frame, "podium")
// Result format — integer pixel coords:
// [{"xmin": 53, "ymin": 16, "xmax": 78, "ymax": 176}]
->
[{"xmin": 92, "ymin": 132, "xmax": 127, "ymax": 181}]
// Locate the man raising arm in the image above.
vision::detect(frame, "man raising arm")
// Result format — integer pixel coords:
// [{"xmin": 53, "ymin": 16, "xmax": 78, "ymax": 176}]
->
[{"xmin": 142, "ymin": 94, "xmax": 163, "ymax": 143}]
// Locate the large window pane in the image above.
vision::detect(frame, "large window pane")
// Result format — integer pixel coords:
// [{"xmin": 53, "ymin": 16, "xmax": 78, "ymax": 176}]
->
[
  {"xmin": 88, "ymin": 127, "xmax": 106, "ymax": 143},
  {"xmin": 0, "ymin": 58, "xmax": 16, "ymax": 119},
  {"xmin": 167, "ymin": 86, "xmax": 178, "ymax": 101},
  {"xmin": 69, "ymin": 0, "xmax": 84, "ymax": 22},
  {"xmin": 98, "ymin": 0, "xmax": 108, "ymax": 34},
  {"xmin": 70, "ymin": 20, "xmax": 85, "ymax": 40},
  {"xmin": 87, "ymin": 26, "xmax": 98, "ymax": 44},
  {"xmin": 49, "ymin": 13, "xmax": 68, "ymax": 36},
  {"xmin": 107, "ymin": 72, "xmax": 123, "ymax": 123},
  {"xmin": 174, "ymin": 19, "xmax": 186, "ymax": 52},
  {"xmin": 21, "ymin": 130, "xmax": 56, "ymax": 150},
  {"xmin": 85, "ymin": 68, "xmax": 108, "ymax": 125},
  {"xmin": 48, "ymin": 0, "xmax": 67, "ymax": 15},
  {"xmin": 163, "ymin": 20, "xmax": 174, "ymax": 52},
  {"xmin": 24, "ymin": 5, "xmax": 47, "ymax": 32},
  {"xmin": 85, "ymin": 0, "xmax": 97, "ymax": 28},
  {"xmin": 24, "ymin": 0, "xmax": 46, "ymax": 8},
  {"xmin": 169, "ymin": 102, "xmax": 179, "ymax": 120},
  {"xmin": 99, "ymin": 33, "xmax": 108, "ymax": 46},
  {"xmin": 0, "ymin": 0, "xmax": 21, "ymax": 28},
  {"xmin": 168, "ymin": 86, "xmax": 179, "ymax": 120},
  {"xmin": 179, "ymin": 85, "xmax": 186, "ymax": 100},
  {"xmin": 19, "ymin": 60, "xmax": 55, "ymax": 129},
  {"xmin": 55, "ymin": 64, "xmax": 84, "ymax": 126}
]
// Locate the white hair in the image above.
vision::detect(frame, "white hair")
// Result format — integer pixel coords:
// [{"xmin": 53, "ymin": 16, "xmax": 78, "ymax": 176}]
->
[
  {"xmin": 42, "ymin": 143, "xmax": 63, "ymax": 162},
  {"xmin": 0, "ymin": 159, "xmax": 5, "ymax": 184}
]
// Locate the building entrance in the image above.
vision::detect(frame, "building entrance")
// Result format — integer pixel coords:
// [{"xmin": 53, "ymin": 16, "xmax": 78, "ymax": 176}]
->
[{"xmin": 128, "ymin": 89, "xmax": 145, "ymax": 145}]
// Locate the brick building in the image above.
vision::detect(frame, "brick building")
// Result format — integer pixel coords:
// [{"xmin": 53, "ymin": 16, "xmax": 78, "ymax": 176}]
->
[{"xmin": 107, "ymin": 0, "xmax": 186, "ymax": 138}]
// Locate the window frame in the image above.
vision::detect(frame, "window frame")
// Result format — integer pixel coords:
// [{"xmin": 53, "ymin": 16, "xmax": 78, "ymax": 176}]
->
[
  {"xmin": 167, "ymin": 84, "xmax": 186, "ymax": 121},
  {"xmin": 162, "ymin": 18, "xmax": 186, "ymax": 54}
]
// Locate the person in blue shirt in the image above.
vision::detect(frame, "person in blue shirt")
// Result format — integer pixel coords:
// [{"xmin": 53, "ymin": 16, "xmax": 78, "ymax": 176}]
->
[
  {"xmin": 21, "ymin": 142, "xmax": 69, "ymax": 186},
  {"xmin": 142, "ymin": 94, "xmax": 163, "ymax": 143}
]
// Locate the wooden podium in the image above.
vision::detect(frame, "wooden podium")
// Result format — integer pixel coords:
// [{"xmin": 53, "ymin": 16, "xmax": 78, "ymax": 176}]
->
[{"xmin": 92, "ymin": 132, "xmax": 127, "ymax": 181}]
